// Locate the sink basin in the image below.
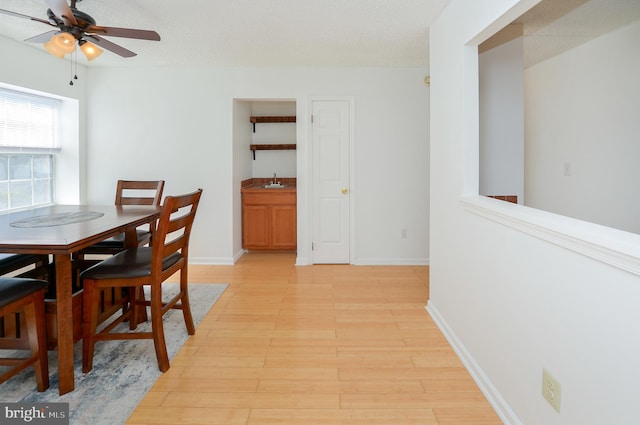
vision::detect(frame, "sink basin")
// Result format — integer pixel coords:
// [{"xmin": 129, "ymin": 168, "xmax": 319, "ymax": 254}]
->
[{"xmin": 262, "ymin": 183, "xmax": 286, "ymax": 188}]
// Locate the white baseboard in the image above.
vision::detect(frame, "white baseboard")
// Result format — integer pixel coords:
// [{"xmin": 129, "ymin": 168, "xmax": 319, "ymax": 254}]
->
[
  {"xmin": 189, "ymin": 256, "xmax": 235, "ymax": 265},
  {"xmin": 354, "ymin": 257, "xmax": 429, "ymax": 266},
  {"xmin": 233, "ymin": 249, "xmax": 246, "ymax": 263},
  {"xmin": 190, "ymin": 254, "xmax": 429, "ymax": 266},
  {"xmin": 426, "ymin": 301, "xmax": 523, "ymax": 425}
]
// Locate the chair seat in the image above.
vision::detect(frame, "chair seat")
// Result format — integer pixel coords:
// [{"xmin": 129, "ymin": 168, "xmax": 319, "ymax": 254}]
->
[
  {"xmin": 80, "ymin": 247, "xmax": 181, "ymax": 280},
  {"xmin": 0, "ymin": 277, "xmax": 49, "ymax": 308},
  {"xmin": 0, "ymin": 254, "xmax": 48, "ymax": 276},
  {"xmin": 86, "ymin": 229, "xmax": 151, "ymax": 249}
]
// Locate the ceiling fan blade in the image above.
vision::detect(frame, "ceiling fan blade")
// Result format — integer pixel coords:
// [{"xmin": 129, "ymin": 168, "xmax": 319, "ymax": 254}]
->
[
  {"xmin": 44, "ymin": 0, "xmax": 77, "ymax": 26},
  {"xmin": 86, "ymin": 25, "xmax": 160, "ymax": 41},
  {"xmin": 0, "ymin": 8, "xmax": 53, "ymax": 26},
  {"xmin": 24, "ymin": 30, "xmax": 59, "ymax": 43},
  {"xmin": 85, "ymin": 35, "xmax": 136, "ymax": 58}
]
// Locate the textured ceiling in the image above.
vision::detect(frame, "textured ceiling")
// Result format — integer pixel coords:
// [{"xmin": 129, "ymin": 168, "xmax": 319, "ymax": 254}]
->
[
  {"xmin": 0, "ymin": 0, "xmax": 450, "ymax": 68},
  {"xmin": 1, "ymin": 0, "xmax": 638, "ymax": 69}
]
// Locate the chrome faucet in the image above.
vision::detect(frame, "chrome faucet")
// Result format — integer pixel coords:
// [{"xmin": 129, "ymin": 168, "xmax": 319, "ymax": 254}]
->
[{"xmin": 273, "ymin": 172, "xmax": 277, "ymax": 184}]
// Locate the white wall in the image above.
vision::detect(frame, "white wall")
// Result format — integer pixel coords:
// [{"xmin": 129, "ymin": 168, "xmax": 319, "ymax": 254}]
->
[
  {"xmin": 525, "ymin": 20, "xmax": 640, "ymax": 234},
  {"xmin": 232, "ymin": 100, "xmax": 253, "ymax": 260},
  {"xmin": 479, "ymin": 36, "xmax": 524, "ymax": 202},
  {"xmin": 428, "ymin": 1, "xmax": 640, "ymax": 425},
  {"xmin": 84, "ymin": 66, "xmax": 430, "ymax": 265}
]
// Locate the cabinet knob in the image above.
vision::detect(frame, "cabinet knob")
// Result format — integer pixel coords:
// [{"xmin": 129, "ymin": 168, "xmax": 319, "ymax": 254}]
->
[{"xmin": 341, "ymin": 187, "xmax": 348, "ymax": 194}]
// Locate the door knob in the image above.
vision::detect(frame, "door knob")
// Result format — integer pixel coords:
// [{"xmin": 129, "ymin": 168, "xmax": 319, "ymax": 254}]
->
[{"xmin": 341, "ymin": 187, "xmax": 348, "ymax": 194}]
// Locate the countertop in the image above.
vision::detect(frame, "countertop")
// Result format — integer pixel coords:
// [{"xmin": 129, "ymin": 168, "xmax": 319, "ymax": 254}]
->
[{"xmin": 241, "ymin": 178, "xmax": 297, "ymax": 193}]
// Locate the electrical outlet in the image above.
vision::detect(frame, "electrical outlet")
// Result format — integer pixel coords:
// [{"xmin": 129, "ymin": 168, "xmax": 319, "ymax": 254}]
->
[{"xmin": 542, "ymin": 369, "xmax": 561, "ymax": 412}]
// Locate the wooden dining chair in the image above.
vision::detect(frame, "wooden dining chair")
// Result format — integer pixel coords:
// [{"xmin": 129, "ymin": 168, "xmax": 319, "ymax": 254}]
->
[
  {"xmin": 0, "ymin": 277, "xmax": 50, "ymax": 391},
  {"xmin": 80, "ymin": 189, "xmax": 203, "ymax": 373},
  {"xmin": 75, "ymin": 180, "xmax": 165, "ymax": 311},
  {"xmin": 80, "ymin": 180, "xmax": 165, "ymax": 256}
]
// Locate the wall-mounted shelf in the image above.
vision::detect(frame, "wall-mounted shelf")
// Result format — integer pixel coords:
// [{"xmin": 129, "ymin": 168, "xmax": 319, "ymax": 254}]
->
[
  {"xmin": 250, "ymin": 144, "xmax": 296, "ymax": 160},
  {"xmin": 250, "ymin": 116, "xmax": 296, "ymax": 132}
]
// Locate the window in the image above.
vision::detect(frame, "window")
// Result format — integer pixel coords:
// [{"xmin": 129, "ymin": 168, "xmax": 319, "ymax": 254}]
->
[
  {"xmin": 0, "ymin": 154, "xmax": 53, "ymax": 210},
  {"xmin": 0, "ymin": 87, "xmax": 59, "ymax": 212}
]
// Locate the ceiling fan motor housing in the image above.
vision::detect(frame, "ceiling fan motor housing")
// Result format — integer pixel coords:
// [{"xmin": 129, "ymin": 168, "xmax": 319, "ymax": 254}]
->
[{"xmin": 47, "ymin": 7, "xmax": 95, "ymax": 40}]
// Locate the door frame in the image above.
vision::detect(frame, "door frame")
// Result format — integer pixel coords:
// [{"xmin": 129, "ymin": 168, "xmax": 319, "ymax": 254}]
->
[{"xmin": 306, "ymin": 96, "xmax": 355, "ymax": 265}]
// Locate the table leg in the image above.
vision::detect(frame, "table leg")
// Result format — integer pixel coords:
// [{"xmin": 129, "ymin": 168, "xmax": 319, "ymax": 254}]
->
[{"xmin": 54, "ymin": 254, "xmax": 75, "ymax": 394}]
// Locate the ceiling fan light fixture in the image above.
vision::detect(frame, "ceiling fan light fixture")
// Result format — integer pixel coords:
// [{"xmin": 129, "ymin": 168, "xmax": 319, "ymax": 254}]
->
[
  {"xmin": 3, "ymin": 2, "xmax": 160, "ymax": 62},
  {"xmin": 44, "ymin": 32, "xmax": 76, "ymax": 58},
  {"xmin": 53, "ymin": 32, "xmax": 76, "ymax": 53},
  {"xmin": 79, "ymin": 40, "xmax": 103, "ymax": 61},
  {"xmin": 43, "ymin": 38, "xmax": 66, "ymax": 58}
]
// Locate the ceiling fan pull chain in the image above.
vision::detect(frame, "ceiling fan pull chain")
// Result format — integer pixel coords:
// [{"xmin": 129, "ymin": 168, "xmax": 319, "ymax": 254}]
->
[
  {"xmin": 69, "ymin": 53, "xmax": 73, "ymax": 85},
  {"xmin": 74, "ymin": 50, "xmax": 79, "ymax": 82},
  {"xmin": 69, "ymin": 50, "xmax": 78, "ymax": 86}
]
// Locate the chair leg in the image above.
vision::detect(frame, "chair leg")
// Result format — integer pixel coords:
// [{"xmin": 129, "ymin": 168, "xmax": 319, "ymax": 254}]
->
[
  {"xmin": 179, "ymin": 272, "xmax": 195, "ymax": 335},
  {"xmin": 24, "ymin": 291, "xmax": 49, "ymax": 392},
  {"xmin": 127, "ymin": 287, "xmax": 138, "ymax": 331},
  {"xmin": 150, "ymin": 285, "xmax": 169, "ymax": 372},
  {"xmin": 82, "ymin": 281, "xmax": 101, "ymax": 373}
]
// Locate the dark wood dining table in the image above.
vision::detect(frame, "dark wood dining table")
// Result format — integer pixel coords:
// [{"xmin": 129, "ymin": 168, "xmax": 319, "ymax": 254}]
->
[{"xmin": 0, "ymin": 204, "xmax": 161, "ymax": 394}]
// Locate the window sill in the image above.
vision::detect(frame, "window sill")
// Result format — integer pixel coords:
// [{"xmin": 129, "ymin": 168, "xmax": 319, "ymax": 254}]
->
[
  {"xmin": 0, "ymin": 147, "xmax": 62, "ymax": 154},
  {"xmin": 460, "ymin": 195, "xmax": 640, "ymax": 277}
]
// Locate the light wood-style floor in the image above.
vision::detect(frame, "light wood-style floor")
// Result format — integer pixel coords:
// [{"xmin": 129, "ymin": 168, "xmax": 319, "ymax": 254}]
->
[{"xmin": 126, "ymin": 252, "xmax": 502, "ymax": 425}]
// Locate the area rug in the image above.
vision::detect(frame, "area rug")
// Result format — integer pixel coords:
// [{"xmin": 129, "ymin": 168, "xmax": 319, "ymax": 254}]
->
[{"xmin": 0, "ymin": 283, "xmax": 228, "ymax": 425}]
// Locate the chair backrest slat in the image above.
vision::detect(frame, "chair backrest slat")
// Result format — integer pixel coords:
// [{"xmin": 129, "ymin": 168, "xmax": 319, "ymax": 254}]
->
[
  {"xmin": 115, "ymin": 180, "xmax": 165, "ymax": 207},
  {"xmin": 151, "ymin": 189, "xmax": 203, "ymax": 277}
]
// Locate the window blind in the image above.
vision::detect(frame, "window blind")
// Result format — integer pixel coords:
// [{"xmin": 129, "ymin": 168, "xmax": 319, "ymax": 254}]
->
[{"xmin": 0, "ymin": 88, "xmax": 61, "ymax": 149}]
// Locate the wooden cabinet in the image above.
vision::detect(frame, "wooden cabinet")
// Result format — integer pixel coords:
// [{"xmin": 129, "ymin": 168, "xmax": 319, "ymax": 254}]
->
[{"xmin": 242, "ymin": 191, "xmax": 296, "ymax": 250}]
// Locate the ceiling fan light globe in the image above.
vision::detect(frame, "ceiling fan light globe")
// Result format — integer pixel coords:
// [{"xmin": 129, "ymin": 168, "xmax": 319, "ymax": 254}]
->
[
  {"xmin": 52, "ymin": 32, "xmax": 76, "ymax": 53},
  {"xmin": 80, "ymin": 41, "xmax": 103, "ymax": 61},
  {"xmin": 43, "ymin": 39, "xmax": 65, "ymax": 58}
]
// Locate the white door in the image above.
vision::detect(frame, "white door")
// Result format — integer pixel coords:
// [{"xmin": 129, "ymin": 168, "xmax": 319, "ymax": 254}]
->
[{"xmin": 312, "ymin": 99, "xmax": 351, "ymax": 264}]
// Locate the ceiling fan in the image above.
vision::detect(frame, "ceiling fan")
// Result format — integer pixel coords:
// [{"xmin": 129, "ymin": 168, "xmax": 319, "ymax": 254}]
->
[{"xmin": 0, "ymin": 0, "xmax": 160, "ymax": 61}]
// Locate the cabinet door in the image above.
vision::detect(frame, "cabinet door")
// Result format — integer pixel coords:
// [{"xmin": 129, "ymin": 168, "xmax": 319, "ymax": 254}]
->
[
  {"xmin": 242, "ymin": 205, "xmax": 270, "ymax": 248},
  {"xmin": 271, "ymin": 205, "xmax": 297, "ymax": 249}
]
